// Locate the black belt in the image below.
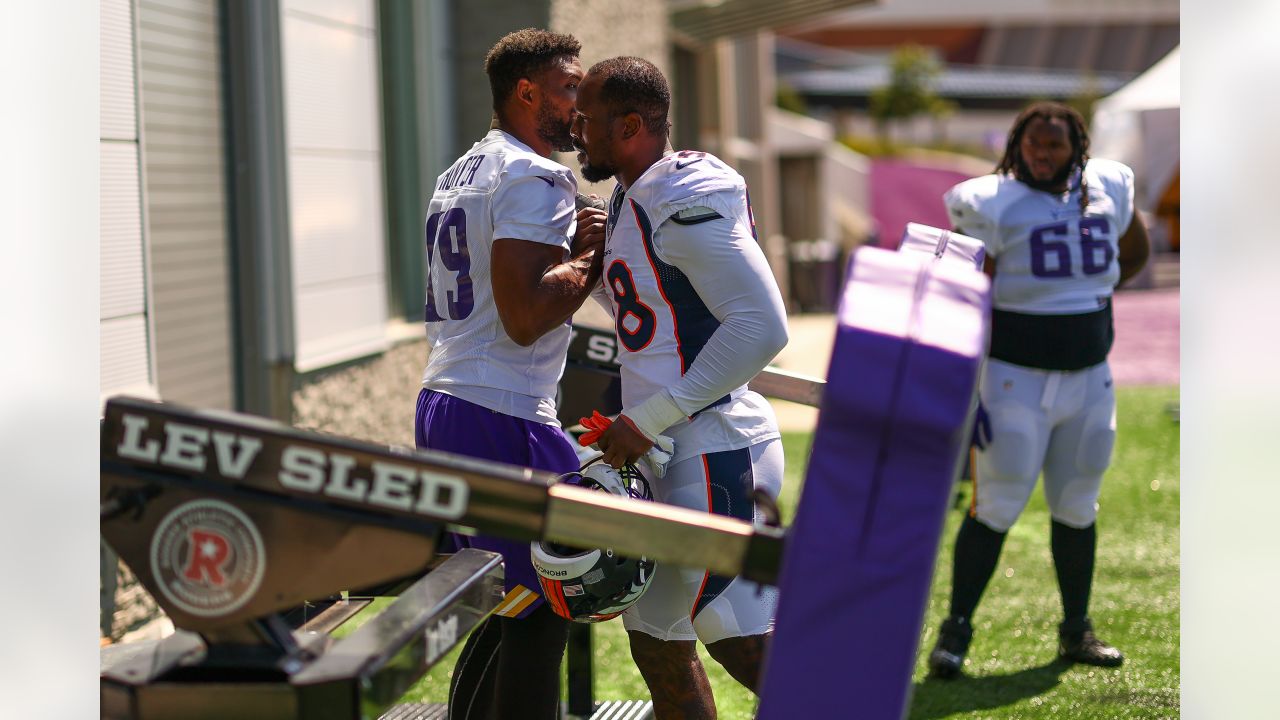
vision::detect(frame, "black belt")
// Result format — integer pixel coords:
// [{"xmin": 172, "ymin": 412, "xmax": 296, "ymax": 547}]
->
[{"xmin": 989, "ymin": 301, "xmax": 1113, "ymax": 371}]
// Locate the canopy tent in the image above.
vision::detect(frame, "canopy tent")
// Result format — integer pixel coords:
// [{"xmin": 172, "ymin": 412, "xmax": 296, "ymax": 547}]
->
[{"xmin": 1090, "ymin": 46, "xmax": 1180, "ymax": 213}]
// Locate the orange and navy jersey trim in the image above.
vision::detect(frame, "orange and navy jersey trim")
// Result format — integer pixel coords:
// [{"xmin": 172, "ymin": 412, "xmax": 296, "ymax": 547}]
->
[
  {"xmin": 690, "ymin": 448, "xmax": 754, "ymax": 621},
  {"xmin": 632, "ymin": 199, "xmax": 682, "ymax": 367},
  {"xmin": 630, "ymin": 199, "xmax": 722, "ymax": 375},
  {"xmin": 629, "ymin": 199, "xmax": 730, "ymax": 414}
]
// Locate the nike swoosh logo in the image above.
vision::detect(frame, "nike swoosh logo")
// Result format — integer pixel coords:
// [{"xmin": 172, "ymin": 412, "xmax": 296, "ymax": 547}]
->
[
  {"xmin": 675, "ymin": 160, "xmax": 696, "ymax": 170},
  {"xmin": 535, "ymin": 176, "xmax": 554, "ymax": 186}
]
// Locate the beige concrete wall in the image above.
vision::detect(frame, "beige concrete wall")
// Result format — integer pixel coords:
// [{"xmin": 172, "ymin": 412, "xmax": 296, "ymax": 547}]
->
[
  {"xmin": 550, "ymin": 0, "xmax": 669, "ymax": 76},
  {"xmin": 550, "ymin": 0, "xmax": 669, "ymax": 197},
  {"xmin": 451, "ymin": 1, "xmax": 552, "ymax": 158}
]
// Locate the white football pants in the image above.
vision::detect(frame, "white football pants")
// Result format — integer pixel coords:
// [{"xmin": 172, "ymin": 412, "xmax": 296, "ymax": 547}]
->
[
  {"xmin": 623, "ymin": 438, "xmax": 782, "ymax": 643},
  {"xmin": 973, "ymin": 358, "xmax": 1116, "ymax": 532}
]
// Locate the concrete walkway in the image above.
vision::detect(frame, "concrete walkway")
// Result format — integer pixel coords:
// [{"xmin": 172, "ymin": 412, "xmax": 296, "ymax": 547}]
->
[
  {"xmin": 769, "ymin": 286, "xmax": 1179, "ymax": 431},
  {"xmin": 1109, "ymin": 287, "xmax": 1180, "ymax": 387}
]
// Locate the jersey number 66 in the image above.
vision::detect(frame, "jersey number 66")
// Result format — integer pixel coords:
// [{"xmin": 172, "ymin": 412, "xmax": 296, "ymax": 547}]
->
[{"xmin": 1028, "ymin": 217, "xmax": 1113, "ymax": 279}]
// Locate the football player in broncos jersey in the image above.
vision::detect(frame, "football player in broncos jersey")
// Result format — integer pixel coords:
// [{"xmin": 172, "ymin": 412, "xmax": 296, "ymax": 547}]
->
[
  {"xmin": 570, "ymin": 56, "xmax": 789, "ymax": 719},
  {"xmin": 927, "ymin": 102, "xmax": 1150, "ymax": 678},
  {"xmin": 414, "ymin": 29, "xmax": 607, "ymax": 720}
]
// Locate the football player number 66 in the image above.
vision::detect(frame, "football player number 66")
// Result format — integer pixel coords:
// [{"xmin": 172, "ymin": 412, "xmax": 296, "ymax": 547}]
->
[
  {"xmin": 1028, "ymin": 217, "xmax": 1113, "ymax": 279},
  {"xmin": 424, "ymin": 208, "xmax": 474, "ymax": 321}
]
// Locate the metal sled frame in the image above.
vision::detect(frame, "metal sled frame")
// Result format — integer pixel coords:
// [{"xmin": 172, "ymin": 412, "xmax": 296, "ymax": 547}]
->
[{"xmin": 98, "ymin": 362, "xmax": 813, "ymax": 719}]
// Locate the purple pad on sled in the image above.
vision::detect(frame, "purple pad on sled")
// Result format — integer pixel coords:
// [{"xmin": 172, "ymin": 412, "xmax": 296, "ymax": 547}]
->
[
  {"xmin": 758, "ymin": 247, "xmax": 989, "ymax": 719},
  {"xmin": 899, "ymin": 221, "xmax": 985, "ymax": 270}
]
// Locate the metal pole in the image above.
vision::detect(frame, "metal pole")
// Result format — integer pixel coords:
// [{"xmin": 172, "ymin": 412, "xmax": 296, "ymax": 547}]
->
[{"xmin": 221, "ymin": 0, "xmax": 296, "ymax": 421}]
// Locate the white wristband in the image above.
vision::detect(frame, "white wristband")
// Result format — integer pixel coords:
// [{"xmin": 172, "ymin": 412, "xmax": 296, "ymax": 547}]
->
[{"xmin": 623, "ymin": 389, "xmax": 686, "ymax": 442}]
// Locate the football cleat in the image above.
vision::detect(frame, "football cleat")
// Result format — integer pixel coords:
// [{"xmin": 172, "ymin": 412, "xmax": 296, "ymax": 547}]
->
[
  {"xmin": 1058, "ymin": 617, "xmax": 1124, "ymax": 667},
  {"xmin": 927, "ymin": 616, "xmax": 973, "ymax": 679}
]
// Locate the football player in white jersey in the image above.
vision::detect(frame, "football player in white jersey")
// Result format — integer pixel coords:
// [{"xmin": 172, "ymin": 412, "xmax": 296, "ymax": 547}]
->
[
  {"xmin": 570, "ymin": 57, "xmax": 789, "ymax": 719},
  {"xmin": 414, "ymin": 29, "xmax": 607, "ymax": 720},
  {"xmin": 927, "ymin": 102, "xmax": 1150, "ymax": 678}
]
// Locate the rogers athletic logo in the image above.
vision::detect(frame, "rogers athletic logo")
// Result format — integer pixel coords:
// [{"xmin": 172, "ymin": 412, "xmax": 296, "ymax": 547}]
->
[{"xmin": 150, "ymin": 500, "xmax": 266, "ymax": 618}]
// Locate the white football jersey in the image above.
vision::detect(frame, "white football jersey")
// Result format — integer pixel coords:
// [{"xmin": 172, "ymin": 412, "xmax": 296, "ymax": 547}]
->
[
  {"xmin": 944, "ymin": 158, "xmax": 1135, "ymax": 314},
  {"xmin": 420, "ymin": 129, "xmax": 578, "ymax": 424},
  {"xmin": 595, "ymin": 151, "xmax": 784, "ymax": 461}
]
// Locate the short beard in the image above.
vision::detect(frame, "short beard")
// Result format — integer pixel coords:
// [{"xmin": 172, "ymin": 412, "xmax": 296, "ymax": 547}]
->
[
  {"xmin": 1017, "ymin": 157, "xmax": 1076, "ymax": 192},
  {"xmin": 578, "ymin": 159, "xmax": 618, "ymax": 183},
  {"xmin": 536, "ymin": 104, "xmax": 575, "ymax": 153},
  {"xmin": 575, "ymin": 124, "xmax": 618, "ymax": 182}
]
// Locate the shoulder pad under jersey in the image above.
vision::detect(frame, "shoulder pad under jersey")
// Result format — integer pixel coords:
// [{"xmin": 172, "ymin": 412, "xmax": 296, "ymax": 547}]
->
[
  {"xmin": 1083, "ymin": 158, "xmax": 1134, "ymax": 197},
  {"xmin": 631, "ymin": 152, "xmax": 745, "ymax": 226},
  {"xmin": 500, "ymin": 152, "xmax": 575, "ymax": 189},
  {"xmin": 944, "ymin": 173, "xmax": 1013, "ymax": 241}
]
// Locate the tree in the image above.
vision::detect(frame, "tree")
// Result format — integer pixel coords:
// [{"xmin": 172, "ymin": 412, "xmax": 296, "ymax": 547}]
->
[
  {"xmin": 869, "ymin": 45, "xmax": 947, "ymax": 146},
  {"xmin": 776, "ymin": 82, "xmax": 809, "ymax": 116}
]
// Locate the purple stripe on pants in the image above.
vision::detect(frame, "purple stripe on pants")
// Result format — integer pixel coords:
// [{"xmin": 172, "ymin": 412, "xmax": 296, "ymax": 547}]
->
[{"xmin": 415, "ymin": 388, "xmax": 579, "ymax": 618}]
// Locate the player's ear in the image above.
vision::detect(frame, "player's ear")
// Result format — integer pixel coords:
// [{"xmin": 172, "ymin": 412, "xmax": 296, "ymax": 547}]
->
[
  {"xmin": 620, "ymin": 112, "xmax": 642, "ymax": 140},
  {"xmin": 515, "ymin": 78, "xmax": 537, "ymax": 108}
]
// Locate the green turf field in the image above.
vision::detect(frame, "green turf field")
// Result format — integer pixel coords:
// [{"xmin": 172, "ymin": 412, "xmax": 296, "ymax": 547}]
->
[{"xmin": 371, "ymin": 385, "xmax": 1179, "ymax": 718}]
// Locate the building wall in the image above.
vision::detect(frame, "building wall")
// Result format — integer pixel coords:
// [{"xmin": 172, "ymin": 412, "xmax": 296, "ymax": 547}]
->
[
  {"xmin": 451, "ymin": 0, "xmax": 552, "ymax": 159},
  {"xmin": 786, "ymin": 0, "xmax": 1178, "ymax": 76},
  {"xmin": 792, "ymin": 0, "xmax": 1178, "ymax": 26},
  {"xmin": 713, "ymin": 32, "xmax": 789, "ymax": 302},
  {"xmin": 551, "ymin": 0, "xmax": 669, "ymax": 195},
  {"xmin": 550, "ymin": 1, "xmax": 669, "ymax": 77},
  {"xmin": 771, "ymin": 107, "xmax": 873, "ymax": 311},
  {"xmin": 821, "ymin": 144, "xmax": 874, "ymax": 247},
  {"xmin": 101, "ymin": 0, "xmax": 155, "ymax": 403},
  {"xmin": 280, "ymin": 0, "xmax": 391, "ymax": 372},
  {"xmin": 136, "ymin": 0, "xmax": 236, "ymax": 409}
]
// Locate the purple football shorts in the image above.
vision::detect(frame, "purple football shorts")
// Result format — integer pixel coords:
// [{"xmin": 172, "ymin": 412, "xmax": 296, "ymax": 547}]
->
[{"xmin": 414, "ymin": 388, "xmax": 579, "ymax": 619}]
